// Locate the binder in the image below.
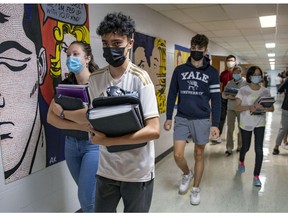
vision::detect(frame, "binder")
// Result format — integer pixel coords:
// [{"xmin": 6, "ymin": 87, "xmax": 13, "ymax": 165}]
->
[
  {"xmin": 87, "ymin": 96, "xmax": 146, "ymax": 152},
  {"xmin": 54, "ymin": 94, "xmax": 89, "ymax": 140},
  {"xmin": 250, "ymin": 96, "xmax": 275, "ymax": 115},
  {"xmin": 56, "ymin": 84, "xmax": 90, "ymax": 105},
  {"xmin": 223, "ymin": 86, "xmax": 239, "ymax": 95}
]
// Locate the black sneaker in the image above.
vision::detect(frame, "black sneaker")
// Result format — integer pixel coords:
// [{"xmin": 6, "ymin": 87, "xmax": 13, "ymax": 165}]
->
[
  {"xmin": 225, "ymin": 150, "xmax": 232, "ymax": 156},
  {"xmin": 272, "ymin": 148, "xmax": 279, "ymax": 155}
]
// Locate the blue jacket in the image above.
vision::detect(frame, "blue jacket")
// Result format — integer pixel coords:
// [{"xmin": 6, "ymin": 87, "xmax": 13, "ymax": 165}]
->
[
  {"xmin": 278, "ymin": 78, "xmax": 288, "ymax": 111},
  {"xmin": 166, "ymin": 56, "xmax": 221, "ymax": 127}
]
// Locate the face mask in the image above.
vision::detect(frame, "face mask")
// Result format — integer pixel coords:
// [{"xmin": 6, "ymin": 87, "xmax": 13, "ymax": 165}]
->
[
  {"xmin": 66, "ymin": 57, "xmax": 83, "ymax": 74},
  {"xmin": 103, "ymin": 47, "xmax": 126, "ymax": 67},
  {"xmin": 226, "ymin": 61, "xmax": 236, "ymax": 68},
  {"xmin": 233, "ymin": 73, "xmax": 241, "ymax": 80},
  {"xmin": 250, "ymin": 75, "xmax": 262, "ymax": 84},
  {"xmin": 190, "ymin": 51, "xmax": 204, "ymax": 61}
]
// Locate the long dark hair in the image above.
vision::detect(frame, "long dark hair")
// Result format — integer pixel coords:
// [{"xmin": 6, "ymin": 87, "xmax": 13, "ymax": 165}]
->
[{"xmin": 66, "ymin": 41, "xmax": 99, "ymax": 84}]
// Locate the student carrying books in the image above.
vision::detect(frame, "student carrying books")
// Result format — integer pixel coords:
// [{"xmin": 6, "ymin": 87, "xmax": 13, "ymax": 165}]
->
[
  {"xmin": 222, "ymin": 65, "xmax": 247, "ymax": 156},
  {"xmin": 47, "ymin": 41, "xmax": 100, "ymax": 212},
  {"xmin": 235, "ymin": 66, "xmax": 274, "ymax": 187}
]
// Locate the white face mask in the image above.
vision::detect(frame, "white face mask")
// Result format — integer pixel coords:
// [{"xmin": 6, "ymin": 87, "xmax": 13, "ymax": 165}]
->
[{"xmin": 226, "ymin": 61, "xmax": 236, "ymax": 68}]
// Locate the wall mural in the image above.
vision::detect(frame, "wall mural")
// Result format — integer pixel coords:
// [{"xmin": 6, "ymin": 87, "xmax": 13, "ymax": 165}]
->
[
  {"xmin": 174, "ymin": 44, "xmax": 190, "ymax": 67},
  {"xmin": 173, "ymin": 44, "xmax": 191, "ymax": 109},
  {"xmin": 0, "ymin": 4, "xmax": 89, "ymax": 184},
  {"xmin": 133, "ymin": 32, "xmax": 166, "ymax": 114}
]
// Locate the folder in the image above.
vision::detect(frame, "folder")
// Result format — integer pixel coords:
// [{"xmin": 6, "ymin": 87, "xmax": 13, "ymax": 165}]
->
[
  {"xmin": 250, "ymin": 96, "xmax": 275, "ymax": 115},
  {"xmin": 87, "ymin": 96, "xmax": 147, "ymax": 152},
  {"xmin": 54, "ymin": 94, "xmax": 89, "ymax": 140},
  {"xmin": 56, "ymin": 84, "xmax": 90, "ymax": 105}
]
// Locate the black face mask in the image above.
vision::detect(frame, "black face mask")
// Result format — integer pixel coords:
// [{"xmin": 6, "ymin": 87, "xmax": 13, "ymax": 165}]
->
[
  {"xmin": 103, "ymin": 47, "xmax": 126, "ymax": 67},
  {"xmin": 190, "ymin": 51, "xmax": 204, "ymax": 61}
]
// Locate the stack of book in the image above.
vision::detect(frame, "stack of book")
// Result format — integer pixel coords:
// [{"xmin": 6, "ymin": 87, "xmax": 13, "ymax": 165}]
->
[
  {"xmin": 54, "ymin": 84, "xmax": 90, "ymax": 139},
  {"xmin": 56, "ymin": 84, "xmax": 90, "ymax": 105},
  {"xmin": 250, "ymin": 96, "xmax": 275, "ymax": 115},
  {"xmin": 223, "ymin": 86, "xmax": 239, "ymax": 95},
  {"xmin": 87, "ymin": 96, "xmax": 147, "ymax": 152}
]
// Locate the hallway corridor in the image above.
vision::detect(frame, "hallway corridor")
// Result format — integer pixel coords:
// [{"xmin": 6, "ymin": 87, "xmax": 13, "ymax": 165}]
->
[{"xmin": 150, "ymin": 87, "xmax": 288, "ymax": 213}]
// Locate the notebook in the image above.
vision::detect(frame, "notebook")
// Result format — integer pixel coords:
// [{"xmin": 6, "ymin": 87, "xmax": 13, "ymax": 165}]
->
[
  {"xmin": 56, "ymin": 84, "xmax": 90, "ymax": 104},
  {"xmin": 250, "ymin": 96, "xmax": 275, "ymax": 115},
  {"xmin": 54, "ymin": 94, "xmax": 89, "ymax": 140},
  {"xmin": 87, "ymin": 96, "xmax": 147, "ymax": 152}
]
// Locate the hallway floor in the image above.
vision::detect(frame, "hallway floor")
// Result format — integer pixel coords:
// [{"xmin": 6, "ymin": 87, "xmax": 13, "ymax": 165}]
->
[{"xmin": 149, "ymin": 87, "xmax": 288, "ymax": 213}]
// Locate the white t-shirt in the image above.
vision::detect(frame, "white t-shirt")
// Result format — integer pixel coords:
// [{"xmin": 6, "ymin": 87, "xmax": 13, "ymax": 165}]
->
[
  {"xmin": 275, "ymin": 76, "xmax": 283, "ymax": 85},
  {"xmin": 88, "ymin": 61, "xmax": 159, "ymax": 182},
  {"xmin": 236, "ymin": 85, "xmax": 271, "ymax": 131}
]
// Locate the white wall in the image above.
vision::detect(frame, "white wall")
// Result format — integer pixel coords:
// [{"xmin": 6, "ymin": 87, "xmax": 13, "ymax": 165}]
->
[{"xmin": 0, "ymin": 4, "xmax": 234, "ymax": 212}]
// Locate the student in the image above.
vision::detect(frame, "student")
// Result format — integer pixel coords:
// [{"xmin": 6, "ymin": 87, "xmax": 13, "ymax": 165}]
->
[
  {"xmin": 222, "ymin": 65, "xmax": 247, "ymax": 156},
  {"xmin": 212, "ymin": 55, "xmax": 236, "ymax": 144},
  {"xmin": 235, "ymin": 66, "xmax": 274, "ymax": 187},
  {"xmin": 164, "ymin": 34, "xmax": 221, "ymax": 205},
  {"xmin": 47, "ymin": 41, "xmax": 99, "ymax": 212},
  {"xmin": 272, "ymin": 76, "xmax": 288, "ymax": 155},
  {"xmin": 49, "ymin": 12, "xmax": 160, "ymax": 212}
]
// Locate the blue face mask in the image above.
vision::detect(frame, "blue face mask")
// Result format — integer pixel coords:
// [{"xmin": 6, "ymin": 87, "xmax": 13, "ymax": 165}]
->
[
  {"xmin": 250, "ymin": 75, "xmax": 262, "ymax": 84},
  {"xmin": 66, "ymin": 57, "xmax": 83, "ymax": 74},
  {"xmin": 233, "ymin": 73, "xmax": 241, "ymax": 80}
]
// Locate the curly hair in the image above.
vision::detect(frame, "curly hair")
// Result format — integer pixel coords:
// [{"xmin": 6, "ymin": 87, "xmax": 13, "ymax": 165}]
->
[
  {"xmin": 96, "ymin": 12, "xmax": 135, "ymax": 39},
  {"xmin": 191, "ymin": 34, "xmax": 209, "ymax": 49}
]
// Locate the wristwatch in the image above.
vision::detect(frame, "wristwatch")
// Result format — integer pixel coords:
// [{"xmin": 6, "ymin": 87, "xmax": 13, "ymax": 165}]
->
[{"xmin": 60, "ymin": 110, "xmax": 65, "ymax": 119}]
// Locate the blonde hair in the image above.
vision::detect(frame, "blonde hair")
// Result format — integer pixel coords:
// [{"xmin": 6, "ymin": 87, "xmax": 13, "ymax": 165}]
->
[{"xmin": 49, "ymin": 22, "xmax": 90, "ymax": 78}]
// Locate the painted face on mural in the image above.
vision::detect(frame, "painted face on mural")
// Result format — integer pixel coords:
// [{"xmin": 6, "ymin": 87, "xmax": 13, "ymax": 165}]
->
[
  {"xmin": 134, "ymin": 46, "xmax": 149, "ymax": 72},
  {"xmin": 149, "ymin": 47, "xmax": 161, "ymax": 90},
  {"xmin": 0, "ymin": 4, "xmax": 44, "ymax": 183}
]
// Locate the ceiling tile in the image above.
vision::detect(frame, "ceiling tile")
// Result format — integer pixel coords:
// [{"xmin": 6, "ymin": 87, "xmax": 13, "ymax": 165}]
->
[{"xmin": 182, "ymin": 5, "xmax": 229, "ymax": 22}]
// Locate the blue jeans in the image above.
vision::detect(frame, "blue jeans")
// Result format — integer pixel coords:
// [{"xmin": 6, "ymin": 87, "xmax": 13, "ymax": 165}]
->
[{"xmin": 65, "ymin": 136, "xmax": 99, "ymax": 212}]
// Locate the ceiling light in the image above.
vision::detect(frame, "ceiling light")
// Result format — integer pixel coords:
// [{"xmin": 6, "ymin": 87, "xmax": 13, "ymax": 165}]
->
[
  {"xmin": 270, "ymin": 62, "xmax": 275, "ymax": 65},
  {"xmin": 265, "ymin": 43, "xmax": 276, "ymax": 48},
  {"xmin": 269, "ymin": 59, "xmax": 275, "ymax": 62},
  {"xmin": 268, "ymin": 53, "xmax": 275, "ymax": 57},
  {"xmin": 259, "ymin": 15, "xmax": 276, "ymax": 28}
]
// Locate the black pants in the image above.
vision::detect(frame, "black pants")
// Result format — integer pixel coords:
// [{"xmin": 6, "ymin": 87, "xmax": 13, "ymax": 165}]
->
[
  {"xmin": 95, "ymin": 175, "xmax": 154, "ymax": 212},
  {"xmin": 219, "ymin": 98, "xmax": 228, "ymax": 135},
  {"xmin": 239, "ymin": 127, "xmax": 265, "ymax": 176}
]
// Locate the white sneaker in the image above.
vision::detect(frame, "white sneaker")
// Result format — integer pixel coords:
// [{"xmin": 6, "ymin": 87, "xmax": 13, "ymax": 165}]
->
[
  {"xmin": 211, "ymin": 137, "xmax": 222, "ymax": 144},
  {"xmin": 190, "ymin": 187, "xmax": 200, "ymax": 205},
  {"xmin": 178, "ymin": 170, "xmax": 194, "ymax": 194}
]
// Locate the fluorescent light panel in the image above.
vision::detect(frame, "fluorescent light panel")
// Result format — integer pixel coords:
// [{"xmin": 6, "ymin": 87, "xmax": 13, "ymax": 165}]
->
[
  {"xmin": 269, "ymin": 59, "xmax": 275, "ymax": 62},
  {"xmin": 259, "ymin": 15, "xmax": 276, "ymax": 28},
  {"xmin": 265, "ymin": 43, "xmax": 276, "ymax": 48},
  {"xmin": 268, "ymin": 53, "xmax": 275, "ymax": 57}
]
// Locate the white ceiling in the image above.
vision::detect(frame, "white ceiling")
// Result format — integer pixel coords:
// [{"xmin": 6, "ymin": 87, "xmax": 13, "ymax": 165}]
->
[{"xmin": 145, "ymin": 4, "xmax": 288, "ymax": 72}]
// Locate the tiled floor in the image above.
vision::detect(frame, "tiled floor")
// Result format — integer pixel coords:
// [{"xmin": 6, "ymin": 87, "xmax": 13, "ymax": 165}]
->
[{"xmin": 149, "ymin": 87, "xmax": 288, "ymax": 213}]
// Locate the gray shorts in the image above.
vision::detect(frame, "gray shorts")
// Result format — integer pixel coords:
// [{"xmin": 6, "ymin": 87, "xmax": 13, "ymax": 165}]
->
[{"xmin": 173, "ymin": 116, "xmax": 210, "ymax": 144}]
